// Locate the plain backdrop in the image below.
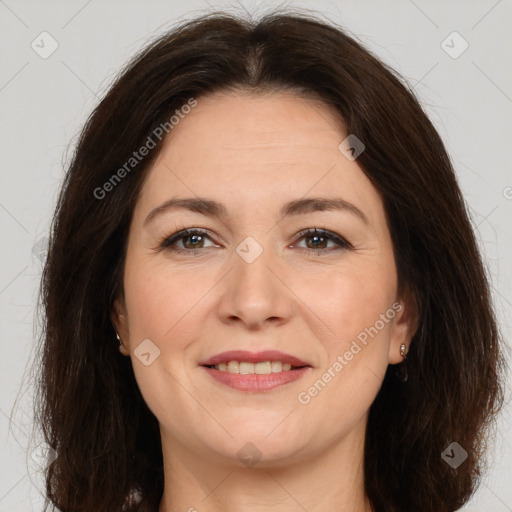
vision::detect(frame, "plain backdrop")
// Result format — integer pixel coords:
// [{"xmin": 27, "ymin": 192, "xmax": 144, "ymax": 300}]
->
[{"xmin": 0, "ymin": 0, "xmax": 511, "ymax": 510}]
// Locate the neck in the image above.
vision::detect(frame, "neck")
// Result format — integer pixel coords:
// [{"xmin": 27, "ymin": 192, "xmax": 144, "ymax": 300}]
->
[{"xmin": 157, "ymin": 417, "xmax": 373, "ymax": 512}]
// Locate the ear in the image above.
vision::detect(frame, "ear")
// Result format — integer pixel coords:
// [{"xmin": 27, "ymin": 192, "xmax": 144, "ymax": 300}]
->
[
  {"xmin": 111, "ymin": 293, "xmax": 130, "ymax": 356},
  {"xmin": 388, "ymin": 288, "xmax": 419, "ymax": 365}
]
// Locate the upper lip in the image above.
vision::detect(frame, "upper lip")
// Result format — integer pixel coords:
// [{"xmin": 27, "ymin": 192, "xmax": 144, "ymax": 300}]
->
[{"xmin": 199, "ymin": 350, "xmax": 311, "ymax": 367}]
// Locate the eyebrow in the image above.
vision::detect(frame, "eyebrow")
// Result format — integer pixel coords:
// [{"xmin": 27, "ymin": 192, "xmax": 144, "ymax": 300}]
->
[{"xmin": 143, "ymin": 196, "xmax": 369, "ymax": 227}]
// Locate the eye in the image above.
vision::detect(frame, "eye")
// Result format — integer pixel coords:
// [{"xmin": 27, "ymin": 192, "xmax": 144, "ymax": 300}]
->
[
  {"xmin": 291, "ymin": 227, "xmax": 352, "ymax": 254},
  {"xmin": 158, "ymin": 228, "xmax": 218, "ymax": 255},
  {"xmin": 157, "ymin": 226, "xmax": 352, "ymax": 256}
]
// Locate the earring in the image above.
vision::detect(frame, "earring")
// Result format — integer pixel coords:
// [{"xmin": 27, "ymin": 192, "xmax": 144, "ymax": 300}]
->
[
  {"xmin": 115, "ymin": 332, "xmax": 123, "ymax": 348},
  {"xmin": 395, "ymin": 343, "xmax": 409, "ymax": 382}
]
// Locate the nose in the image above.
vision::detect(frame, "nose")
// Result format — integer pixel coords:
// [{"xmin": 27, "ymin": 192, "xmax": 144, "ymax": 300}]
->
[{"xmin": 216, "ymin": 239, "xmax": 295, "ymax": 330}]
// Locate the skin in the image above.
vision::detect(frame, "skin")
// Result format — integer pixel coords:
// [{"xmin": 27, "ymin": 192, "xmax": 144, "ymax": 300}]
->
[{"xmin": 112, "ymin": 90, "xmax": 417, "ymax": 512}]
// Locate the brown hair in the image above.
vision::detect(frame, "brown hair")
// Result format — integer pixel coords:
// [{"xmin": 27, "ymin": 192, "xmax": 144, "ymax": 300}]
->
[{"xmin": 32, "ymin": 9, "xmax": 506, "ymax": 512}]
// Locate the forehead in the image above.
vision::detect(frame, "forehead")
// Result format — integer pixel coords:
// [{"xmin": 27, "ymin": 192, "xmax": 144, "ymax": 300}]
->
[
  {"xmin": 164, "ymin": 90, "xmax": 345, "ymax": 164},
  {"xmin": 134, "ymin": 90, "xmax": 383, "ymax": 224}
]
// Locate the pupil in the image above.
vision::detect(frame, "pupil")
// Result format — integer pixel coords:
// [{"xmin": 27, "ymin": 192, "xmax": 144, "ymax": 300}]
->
[
  {"xmin": 185, "ymin": 234, "xmax": 202, "ymax": 248},
  {"xmin": 308, "ymin": 235, "xmax": 325, "ymax": 249}
]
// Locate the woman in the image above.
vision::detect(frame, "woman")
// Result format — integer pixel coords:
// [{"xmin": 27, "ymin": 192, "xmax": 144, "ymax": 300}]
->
[{"xmin": 34, "ymin": 9, "xmax": 506, "ymax": 512}]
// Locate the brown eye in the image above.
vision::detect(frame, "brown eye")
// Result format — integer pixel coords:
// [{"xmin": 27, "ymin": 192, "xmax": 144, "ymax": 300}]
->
[
  {"xmin": 304, "ymin": 233, "xmax": 328, "ymax": 249},
  {"xmin": 182, "ymin": 233, "xmax": 205, "ymax": 249},
  {"xmin": 160, "ymin": 228, "xmax": 217, "ymax": 253},
  {"xmin": 292, "ymin": 227, "xmax": 352, "ymax": 253}
]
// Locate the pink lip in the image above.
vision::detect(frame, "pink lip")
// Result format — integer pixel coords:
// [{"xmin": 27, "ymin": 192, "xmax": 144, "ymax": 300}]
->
[
  {"xmin": 199, "ymin": 350, "xmax": 311, "ymax": 367},
  {"xmin": 201, "ymin": 366, "xmax": 311, "ymax": 392}
]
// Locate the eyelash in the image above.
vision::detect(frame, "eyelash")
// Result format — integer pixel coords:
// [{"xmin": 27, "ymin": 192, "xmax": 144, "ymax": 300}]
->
[{"xmin": 157, "ymin": 227, "xmax": 352, "ymax": 256}]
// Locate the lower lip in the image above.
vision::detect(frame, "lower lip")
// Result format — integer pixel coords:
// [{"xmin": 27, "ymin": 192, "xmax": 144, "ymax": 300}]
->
[{"xmin": 201, "ymin": 366, "xmax": 311, "ymax": 392}]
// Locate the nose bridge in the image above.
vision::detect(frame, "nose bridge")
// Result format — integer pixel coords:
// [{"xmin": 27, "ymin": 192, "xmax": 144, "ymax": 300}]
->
[
  {"xmin": 217, "ymin": 233, "xmax": 293, "ymax": 328},
  {"xmin": 235, "ymin": 234, "xmax": 273, "ymax": 286}
]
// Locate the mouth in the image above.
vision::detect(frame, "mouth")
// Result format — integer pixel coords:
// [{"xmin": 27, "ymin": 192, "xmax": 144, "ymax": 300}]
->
[
  {"xmin": 198, "ymin": 350, "xmax": 312, "ymax": 392},
  {"xmin": 199, "ymin": 349, "xmax": 311, "ymax": 368},
  {"xmin": 202, "ymin": 361, "xmax": 309, "ymax": 373}
]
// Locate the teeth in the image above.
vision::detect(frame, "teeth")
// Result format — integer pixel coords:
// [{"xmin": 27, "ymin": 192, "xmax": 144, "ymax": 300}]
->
[
  {"xmin": 271, "ymin": 361, "xmax": 283, "ymax": 372},
  {"xmin": 240, "ymin": 362, "xmax": 254, "ymax": 375},
  {"xmin": 255, "ymin": 361, "xmax": 272, "ymax": 374},
  {"xmin": 214, "ymin": 361, "xmax": 294, "ymax": 374},
  {"xmin": 227, "ymin": 361, "xmax": 239, "ymax": 373}
]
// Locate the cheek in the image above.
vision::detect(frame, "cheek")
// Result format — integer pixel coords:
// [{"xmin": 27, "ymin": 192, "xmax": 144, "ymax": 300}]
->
[
  {"xmin": 124, "ymin": 252, "xmax": 397, "ymax": 349},
  {"xmin": 293, "ymin": 258, "xmax": 397, "ymax": 345},
  {"xmin": 293, "ymin": 264, "xmax": 397, "ymax": 431},
  {"xmin": 123, "ymin": 256, "xmax": 212, "ymax": 341}
]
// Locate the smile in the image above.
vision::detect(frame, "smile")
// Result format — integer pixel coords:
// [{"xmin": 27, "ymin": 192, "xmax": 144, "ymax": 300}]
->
[
  {"xmin": 201, "ymin": 363, "xmax": 311, "ymax": 392},
  {"xmin": 206, "ymin": 360, "xmax": 302, "ymax": 373}
]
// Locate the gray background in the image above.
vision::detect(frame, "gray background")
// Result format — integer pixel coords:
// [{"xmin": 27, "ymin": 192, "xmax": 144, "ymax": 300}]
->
[{"xmin": 1, "ymin": 0, "xmax": 511, "ymax": 510}]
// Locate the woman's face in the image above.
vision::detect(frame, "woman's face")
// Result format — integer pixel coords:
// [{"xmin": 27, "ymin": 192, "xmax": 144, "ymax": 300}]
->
[{"xmin": 113, "ymin": 90, "xmax": 414, "ymax": 467}]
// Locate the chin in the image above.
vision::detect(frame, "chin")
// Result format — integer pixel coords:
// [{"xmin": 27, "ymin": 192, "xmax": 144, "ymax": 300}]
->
[{"xmin": 206, "ymin": 428, "xmax": 311, "ymax": 467}]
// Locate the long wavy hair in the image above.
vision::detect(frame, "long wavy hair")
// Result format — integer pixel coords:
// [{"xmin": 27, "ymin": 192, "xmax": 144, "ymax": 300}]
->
[{"xmin": 31, "ymin": 8, "xmax": 506, "ymax": 512}]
